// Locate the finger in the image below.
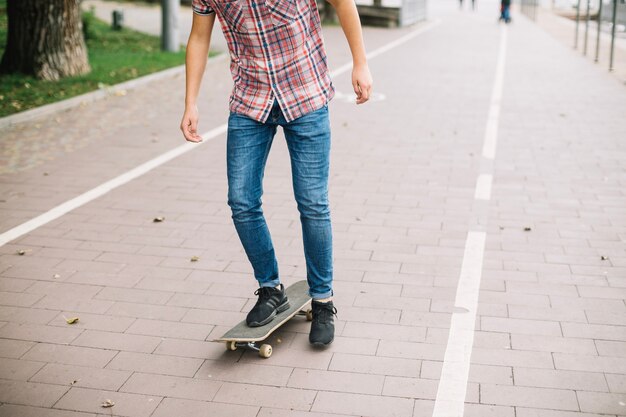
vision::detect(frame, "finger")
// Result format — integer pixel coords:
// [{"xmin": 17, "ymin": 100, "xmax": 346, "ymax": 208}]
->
[
  {"xmin": 353, "ymin": 82, "xmax": 362, "ymax": 99},
  {"xmin": 181, "ymin": 118, "xmax": 202, "ymax": 143}
]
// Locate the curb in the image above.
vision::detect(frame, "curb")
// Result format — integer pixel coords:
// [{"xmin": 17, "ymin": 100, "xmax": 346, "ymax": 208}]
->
[{"xmin": 0, "ymin": 53, "xmax": 226, "ymax": 130}]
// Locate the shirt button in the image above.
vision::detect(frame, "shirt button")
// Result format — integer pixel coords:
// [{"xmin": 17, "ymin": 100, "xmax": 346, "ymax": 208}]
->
[
  {"xmin": 257, "ymin": 23, "xmax": 262, "ymax": 28},
  {"xmin": 251, "ymin": 2, "xmax": 256, "ymax": 6}
]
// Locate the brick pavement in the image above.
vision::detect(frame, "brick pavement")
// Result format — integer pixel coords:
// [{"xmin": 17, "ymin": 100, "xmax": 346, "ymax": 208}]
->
[{"xmin": 0, "ymin": 0, "xmax": 625, "ymax": 416}]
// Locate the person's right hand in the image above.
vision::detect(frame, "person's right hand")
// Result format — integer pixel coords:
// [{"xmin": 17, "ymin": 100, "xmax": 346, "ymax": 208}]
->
[{"xmin": 180, "ymin": 105, "xmax": 203, "ymax": 143}]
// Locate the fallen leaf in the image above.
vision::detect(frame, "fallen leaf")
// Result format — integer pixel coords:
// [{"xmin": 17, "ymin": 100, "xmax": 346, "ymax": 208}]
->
[
  {"xmin": 101, "ymin": 399, "xmax": 115, "ymax": 408},
  {"xmin": 153, "ymin": 216, "xmax": 165, "ymax": 223},
  {"xmin": 65, "ymin": 317, "xmax": 80, "ymax": 324},
  {"xmin": 601, "ymin": 256, "xmax": 609, "ymax": 261},
  {"xmin": 70, "ymin": 379, "xmax": 79, "ymax": 385},
  {"xmin": 276, "ymin": 338, "xmax": 282, "ymax": 344},
  {"xmin": 523, "ymin": 227, "xmax": 532, "ymax": 232},
  {"xmin": 190, "ymin": 256, "xmax": 200, "ymax": 262},
  {"xmin": 53, "ymin": 274, "xmax": 61, "ymax": 279},
  {"xmin": 115, "ymin": 89, "xmax": 127, "ymax": 97}
]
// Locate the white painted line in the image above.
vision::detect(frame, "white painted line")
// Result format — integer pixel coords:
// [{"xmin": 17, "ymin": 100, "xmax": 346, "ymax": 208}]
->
[
  {"xmin": 474, "ymin": 174, "xmax": 493, "ymax": 200},
  {"xmin": 0, "ymin": 20, "xmax": 442, "ymax": 247},
  {"xmin": 482, "ymin": 25, "xmax": 507, "ymax": 160},
  {"xmin": 431, "ymin": 231, "xmax": 487, "ymax": 417},
  {"xmin": 331, "ymin": 19, "xmax": 442, "ymax": 77},
  {"xmin": 0, "ymin": 126, "xmax": 226, "ymax": 247},
  {"xmin": 432, "ymin": 25, "xmax": 508, "ymax": 417}
]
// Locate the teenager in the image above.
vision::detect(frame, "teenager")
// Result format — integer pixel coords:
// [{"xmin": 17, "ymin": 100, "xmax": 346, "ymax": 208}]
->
[{"xmin": 181, "ymin": 0, "xmax": 372, "ymax": 346}]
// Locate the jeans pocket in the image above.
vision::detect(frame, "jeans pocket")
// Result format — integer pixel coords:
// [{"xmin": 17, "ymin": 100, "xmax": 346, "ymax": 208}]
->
[{"xmin": 266, "ymin": 0, "xmax": 299, "ymax": 26}]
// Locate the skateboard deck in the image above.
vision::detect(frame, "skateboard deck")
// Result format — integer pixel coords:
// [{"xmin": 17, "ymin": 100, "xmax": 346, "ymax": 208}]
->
[{"xmin": 216, "ymin": 280, "xmax": 312, "ymax": 358}]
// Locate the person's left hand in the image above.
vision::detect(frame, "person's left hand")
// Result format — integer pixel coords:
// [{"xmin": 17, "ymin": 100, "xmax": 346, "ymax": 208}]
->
[{"xmin": 352, "ymin": 63, "xmax": 373, "ymax": 105}]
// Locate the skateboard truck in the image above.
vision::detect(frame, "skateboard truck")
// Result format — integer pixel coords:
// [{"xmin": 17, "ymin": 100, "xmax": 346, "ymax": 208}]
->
[
  {"xmin": 223, "ymin": 309, "xmax": 312, "ymax": 358},
  {"xmin": 226, "ymin": 341, "xmax": 273, "ymax": 358}
]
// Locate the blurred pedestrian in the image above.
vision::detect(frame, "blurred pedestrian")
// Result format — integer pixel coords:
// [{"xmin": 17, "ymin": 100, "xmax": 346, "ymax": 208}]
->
[{"xmin": 500, "ymin": 0, "xmax": 511, "ymax": 22}]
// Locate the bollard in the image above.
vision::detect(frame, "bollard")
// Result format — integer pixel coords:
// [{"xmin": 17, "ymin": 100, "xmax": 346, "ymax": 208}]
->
[
  {"xmin": 609, "ymin": 0, "xmax": 617, "ymax": 71},
  {"xmin": 594, "ymin": 0, "xmax": 603, "ymax": 62},
  {"xmin": 584, "ymin": 0, "xmax": 591, "ymax": 55},
  {"xmin": 112, "ymin": 10, "xmax": 124, "ymax": 30},
  {"xmin": 575, "ymin": 0, "xmax": 581, "ymax": 48},
  {"xmin": 161, "ymin": 0, "xmax": 180, "ymax": 52}
]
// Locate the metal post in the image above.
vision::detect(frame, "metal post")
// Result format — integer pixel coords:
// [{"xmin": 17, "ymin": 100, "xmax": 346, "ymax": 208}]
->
[
  {"xmin": 161, "ymin": 0, "xmax": 180, "ymax": 52},
  {"xmin": 595, "ymin": 0, "xmax": 604, "ymax": 62},
  {"xmin": 583, "ymin": 0, "xmax": 591, "ymax": 55},
  {"xmin": 575, "ymin": 0, "xmax": 581, "ymax": 48},
  {"xmin": 609, "ymin": 0, "xmax": 617, "ymax": 70}
]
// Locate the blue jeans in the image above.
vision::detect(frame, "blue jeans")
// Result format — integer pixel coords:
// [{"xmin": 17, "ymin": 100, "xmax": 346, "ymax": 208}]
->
[{"xmin": 226, "ymin": 102, "xmax": 333, "ymax": 300}]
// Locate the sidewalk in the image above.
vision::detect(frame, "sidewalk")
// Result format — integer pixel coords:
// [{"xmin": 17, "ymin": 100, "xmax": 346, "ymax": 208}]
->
[
  {"xmin": 526, "ymin": 6, "xmax": 626, "ymax": 84},
  {"xmin": 0, "ymin": 1, "xmax": 625, "ymax": 416},
  {"xmin": 82, "ymin": 0, "xmax": 230, "ymax": 52}
]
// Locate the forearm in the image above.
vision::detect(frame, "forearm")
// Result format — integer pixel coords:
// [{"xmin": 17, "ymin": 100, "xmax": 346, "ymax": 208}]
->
[
  {"xmin": 185, "ymin": 15, "xmax": 214, "ymax": 107},
  {"xmin": 327, "ymin": 0, "xmax": 367, "ymax": 65}
]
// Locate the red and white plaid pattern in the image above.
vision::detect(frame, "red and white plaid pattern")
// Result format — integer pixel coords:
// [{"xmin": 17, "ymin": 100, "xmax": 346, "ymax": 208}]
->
[{"xmin": 192, "ymin": 0, "xmax": 334, "ymax": 123}]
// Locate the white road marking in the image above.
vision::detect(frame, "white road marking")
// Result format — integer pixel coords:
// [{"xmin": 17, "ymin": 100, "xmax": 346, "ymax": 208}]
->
[
  {"xmin": 432, "ymin": 25, "xmax": 508, "ymax": 417},
  {"xmin": 0, "ymin": 126, "xmax": 227, "ymax": 247},
  {"xmin": 0, "ymin": 20, "xmax": 443, "ymax": 247},
  {"xmin": 482, "ymin": 26, "xmax": 507, "ymax": 160},
  {"xmin": 474, "ymin": 174, "xmax": 493, "ymax": 200}
]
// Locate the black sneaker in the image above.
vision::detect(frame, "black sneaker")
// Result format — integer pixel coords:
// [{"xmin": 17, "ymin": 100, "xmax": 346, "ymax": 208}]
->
[
  {"xmin": 309, "ymin": 300, "xmax": 337, "ymax": 347},
  {"xmin": 246, "ymin": 284, "xmax": 290, "ymax": 327}
]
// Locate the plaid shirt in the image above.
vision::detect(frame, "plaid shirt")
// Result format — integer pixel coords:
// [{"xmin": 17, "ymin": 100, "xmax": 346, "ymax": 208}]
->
[{"xmin": 192, "ymin": 0, "xmax": 335, "ymax": 123}]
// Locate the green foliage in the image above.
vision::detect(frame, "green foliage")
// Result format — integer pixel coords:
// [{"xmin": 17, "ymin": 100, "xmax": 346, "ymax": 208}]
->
[{"xmin": 0, "ymin": 8, "xmax": 188, "ymax": 117}]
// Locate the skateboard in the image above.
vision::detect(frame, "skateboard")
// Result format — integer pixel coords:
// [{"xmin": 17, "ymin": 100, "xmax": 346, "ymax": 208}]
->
[{"xmin": 216, "ymin": 280, "xmax": 312, "ymax": 358}]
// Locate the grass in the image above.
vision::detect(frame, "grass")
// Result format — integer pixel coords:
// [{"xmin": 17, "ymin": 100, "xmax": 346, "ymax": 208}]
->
[{"xmin": 0, "ymin": 3, "xmax": 189, "ymax": 118}]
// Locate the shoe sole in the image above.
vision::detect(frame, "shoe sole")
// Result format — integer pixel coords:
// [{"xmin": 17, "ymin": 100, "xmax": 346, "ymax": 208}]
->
[
  {"xmin": 310, "ymin": 337, "xmax": 334, "ymax": 348},
  {"xmin": 247, "ymin": 300, "xmax": 290, "ymax": 327}
]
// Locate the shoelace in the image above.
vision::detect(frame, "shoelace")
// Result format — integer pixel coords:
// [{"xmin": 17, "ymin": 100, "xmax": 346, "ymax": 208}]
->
[
  {"xmin": 313, "ymin": 304, "xmax": 338, "ymax": 324},
  {"xmin": 254, "ymin": 286, "xmax": 275, "ymax": 301}
]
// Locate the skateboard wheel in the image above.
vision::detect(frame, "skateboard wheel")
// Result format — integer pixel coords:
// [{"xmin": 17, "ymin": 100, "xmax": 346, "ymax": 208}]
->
[
  {"xmin": 226, "ymin": 341, "xmax": 237, "ymax": 351},
  {"xmin": 259, "ymin": 344, "xmax": 272, "ymax": 358},
  {"xmin": 305, "ymin": 309, "xmax": 313, "ymax": 321}
]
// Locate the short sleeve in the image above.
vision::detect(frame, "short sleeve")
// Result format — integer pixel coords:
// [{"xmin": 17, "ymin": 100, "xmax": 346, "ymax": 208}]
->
[{"xmin": 192, "ymin": 0, "xmax": 214, "ymax": 15}]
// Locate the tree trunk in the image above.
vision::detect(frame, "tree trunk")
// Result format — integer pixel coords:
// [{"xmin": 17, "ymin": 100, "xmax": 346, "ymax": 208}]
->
[{"xmin": 0, "ymin": 0, "xmax": 91, "ymax": 81}]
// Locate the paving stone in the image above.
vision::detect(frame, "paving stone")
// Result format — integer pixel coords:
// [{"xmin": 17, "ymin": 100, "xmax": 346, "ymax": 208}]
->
[
  {"xmin": 195, "ymin": 358, "xmax": 293, "ymax": 386},
  {"xmin": 311, "ymin": 392, "xmax": 414, "ymax": 417},
  {"xmin": 106, "ymin": 351, "xmax": 204, "ymax": 377},
  {"xmin": 0, "ymin": 379, "xmax": 69, "ymax": 408},
  {"xmin": 0, "ymin": 357, "xmax": 46, "ymax": 381},
  {"xmin": 120, "ymin": 372, "xmax": 221, "ymax": 401},
  {"xmin": 513, "ymin": 367, "xmax": 609, "ymax": 392},
  {"xmin": 53, "ymin": 387, "xmax": 161, "ymax": 417},
  {"xmin": 71, "ymin": 329, "xmax": 162, "ymax": 353},
  {"xmin": 30, "ymin": 363, "xmax": 131, "ymax": 391},
  {"xmin": 22, "ymin": 343, "xmax": 118, "ymax": 368},
  {"xmin": 480, "ymin": 384, "xmax": 579, "ymax": 411},
  {"xmin": 288, "ymin": 369, "xmax": 384, "ymax": 395},
  {"xmin": 0, "ymin": 404, "xmax": 95, "ymax": 417},
  {"xmin": 554, "ymin": 353, "xmax": 626, "ymax": 374},
  {"xmin": 510, "ymin": 334, "xmax": 598, "ymax": 355},
  {"xmin": 330, "ymin": 352, "xmax": 421, "ymax": 378},
  {"xmin": 577, "ymin": 391, "xmax": 626, "ymax": 415},
  {"xmin": 125, "ymin": 318, "xmax": 212, "ymax": 340},
  {"xmin": 150, "ymin": 397, "xmax": 258, "ymax": 417},
  {"xmin": 0, "ymin": 323, "xmax": 82, "ymax": 344},
  {"xmin": 480, "ymin": 317, "xmax": 562, "ymax": 336},
  {"xmin": 213, "ymin": 382, "xmax": 316, "ymax": 411},
  {"xmin": 0, "ymin": 338, "xmax": 36, "ymax": 359}
]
